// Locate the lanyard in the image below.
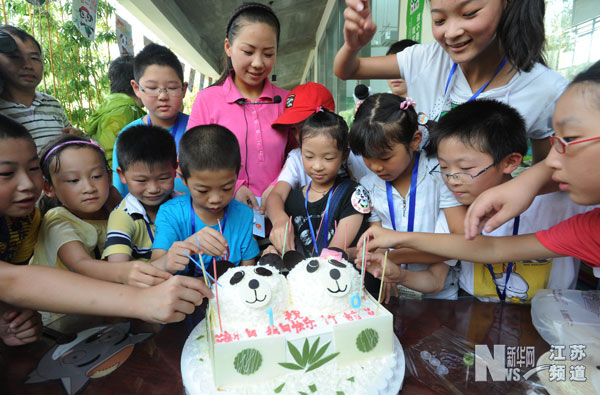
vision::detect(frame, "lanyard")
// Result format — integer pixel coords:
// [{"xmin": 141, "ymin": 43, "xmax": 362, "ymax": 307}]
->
[
  {"xmin": 147, "ymin": 112, "xmax": 184, "ymax": 145},
  {"xmin": 444, "ymin": 57, "xmax": 508, "ymax": 102},
  {"xmin": 305, "ymin": 182, "xmax": 334, "ymax": 256},
  {"xmin": 486, "ymin": 215, "xmax": 520, "ymax": 302},
  {"xmin": 145, "ymin": 221, "xmax": 154, "ymax": 243},
  {"xmin": 385, "ymin": 151, "xmax": 420, "ymax": 232}
]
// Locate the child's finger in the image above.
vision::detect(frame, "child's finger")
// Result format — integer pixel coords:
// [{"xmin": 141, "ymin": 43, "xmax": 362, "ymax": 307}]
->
[{"xmin": 177, "ymin": 276, "xmax": 215, "ymax": 300}]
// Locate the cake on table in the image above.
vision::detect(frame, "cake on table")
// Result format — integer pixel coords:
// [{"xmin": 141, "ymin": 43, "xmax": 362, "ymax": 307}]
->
[{"xmin": 181, "ymin": 251, "xmax": 404, "ymax": 394}]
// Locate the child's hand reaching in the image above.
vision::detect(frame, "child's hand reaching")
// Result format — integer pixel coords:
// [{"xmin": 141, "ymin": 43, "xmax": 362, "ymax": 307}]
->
[
  {"xmin": 137, "ymin": 276, "xmax": 214, "ymax": 324},
  {"xmin": 192, "ymin": 227, "xmax": 229, "ymax": 258},
  {"xmin": 235, "ymin": 185, "xmax": 260, "ymax": 211},
  {"xmin": 0, "ymin": 307, "xmax": 42, "ymax": 346},
  {"xmin": 342, "ymin": 0, "xmax": 377, "ymax": 51},
  {"xmin": 357, "ymin": 226, "xmax": 406, "ymax": 251},
  {"xmin": 126, "ymin": 261, "xmax": 172, "ymax": 288},
  {"xmin": 269, "ymin": 218, "xmax": 295, "ymax": 254},
  {"xmin": 165, "ymin": 241, "xmax": 202, "ymax": 273}
]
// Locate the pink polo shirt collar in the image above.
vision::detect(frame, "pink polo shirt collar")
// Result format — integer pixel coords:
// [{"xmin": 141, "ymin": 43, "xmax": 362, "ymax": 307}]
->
[{"xmin": 223, "ymin": 74, "xmax": 280, "ymax": 104}]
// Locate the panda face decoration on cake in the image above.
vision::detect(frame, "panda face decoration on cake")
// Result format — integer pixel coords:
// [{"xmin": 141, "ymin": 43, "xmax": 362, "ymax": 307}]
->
[
  {"xmin": 215, "ymin": 265, "xmax": 290, "ymax": 330},
  {"xmin": 305, "ymin": 258, "xmax": 352, "ymax": 297},
  {"xmin": 228, "ymin": 266, "xmax": 275, "ymax": 309},
  {"xmin": 288, "ymin": 256, "xmax": 362, "ymax": 315}
]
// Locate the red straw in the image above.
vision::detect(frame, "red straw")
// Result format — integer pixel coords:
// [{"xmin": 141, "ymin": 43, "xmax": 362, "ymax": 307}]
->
[
  {"xmin": 313, "ymin": 211, "xmax": 326, "ymax": 254},
  {"xmin": 334, "ymin": 220, "xmax": 339, "ymax": 248},
  {"xmin": 217, "ymin": 218, "xmax": 223, "ymax": 234},
  {"xmin": 361, "ymin": 236, "xmax": 369, "ymax": 299},
  {"xmin": 213, "ymin": 257, "xmax": 223, "ymax": 332}
]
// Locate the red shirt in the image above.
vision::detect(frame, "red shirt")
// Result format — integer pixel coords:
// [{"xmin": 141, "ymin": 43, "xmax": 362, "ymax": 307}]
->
[{"xmin": 536, "ymin": 208, "xmax": 600, "ymax": 266}]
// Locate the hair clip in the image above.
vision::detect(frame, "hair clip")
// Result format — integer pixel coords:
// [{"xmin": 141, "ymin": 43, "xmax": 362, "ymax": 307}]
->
[
  {"xmin": 400, "ymin": 97, "xmax": 416, "ymax": 110},
  {"xmin": 417, "ymin": 112, "xmax": 428, "ymax": 126},
  {"xmin": 316, "ymin": 106, "xmax": 324, "ymax": 113}
]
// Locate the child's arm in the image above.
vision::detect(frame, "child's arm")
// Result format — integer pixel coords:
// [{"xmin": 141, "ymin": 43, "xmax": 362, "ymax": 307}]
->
[
  {"xmin": 0, "ymin": 304, "xmax": 41, "ymax": 346},
  {"xmin": 357, "ymin": 252, "xmax": 450, "ymax": 302},
  {"xmin": 373, "ymin": 205, "xmax": 467, "ymax": 264},
  {"xmin": 267, "ymin": 181, "xmax": 295, "ymax": 253},
  {"xmin": 334, "ymin": 1, "xmax": 400, "ymax": 80},
  {"xmin": 358, "ymin": 226, "xmax": 562, "ymax": 263},
  {"xmin": 465, "ymin": 161, "xmax": 557, "ymax": 239},
  {"xmin": 58, "ymin": 241, "xmax": 171, "ymax": 287},
  {"xmin": 0, "ymin": 261, "xmax": 213, "ymax": 324},
  {"xmin": 331, "ymin": 213, "xmax": 364, "ymax": 260}
]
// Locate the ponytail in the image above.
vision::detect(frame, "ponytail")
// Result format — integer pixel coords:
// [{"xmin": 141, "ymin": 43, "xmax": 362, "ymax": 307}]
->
[{"xmin": 497, "ymin": 0, "xmax": 546, "ymax": 72}]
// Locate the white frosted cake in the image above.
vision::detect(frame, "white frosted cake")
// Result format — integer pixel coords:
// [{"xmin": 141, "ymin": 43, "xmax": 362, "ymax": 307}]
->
[{"xmin": 181, "ymin": 255, "xmax": 403, "ymax": 394}]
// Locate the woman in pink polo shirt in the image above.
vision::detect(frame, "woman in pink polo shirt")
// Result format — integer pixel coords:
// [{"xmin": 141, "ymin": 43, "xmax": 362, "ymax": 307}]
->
[{"xmin": 187, "ymin": 2, "xmax": 292, "ymax": 213}]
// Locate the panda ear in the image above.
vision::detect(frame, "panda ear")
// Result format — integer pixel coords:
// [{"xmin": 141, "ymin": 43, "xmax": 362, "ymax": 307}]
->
[
  {"xmin": 230, "ymin": 270, "xmax": 245, "ymax": 285},
  {"xmin": 283, "ymin": 250, "xmax": 304, "ymax": 273},
  {"xmin": 258, "ymin": 253, "xmax": 284, "ymax": 273},
  {"xmin": 306, "ymin": 259, "xmax": 320, "ymax": 273},
  {"xmin": 216, "ymin": 261, "xmax": 235, "ymax": 278}
]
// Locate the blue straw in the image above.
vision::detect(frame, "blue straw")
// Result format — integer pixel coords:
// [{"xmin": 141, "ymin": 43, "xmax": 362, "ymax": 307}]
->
[{"xmin": 182, "ymin": 251, "xmax": 222, "ymax": 287}]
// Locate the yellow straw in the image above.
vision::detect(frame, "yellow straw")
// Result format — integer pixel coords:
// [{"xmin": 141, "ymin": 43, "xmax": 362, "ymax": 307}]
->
[{"xmin": 376, "ymin": 250, "xmax": 389, "ymax": 315}]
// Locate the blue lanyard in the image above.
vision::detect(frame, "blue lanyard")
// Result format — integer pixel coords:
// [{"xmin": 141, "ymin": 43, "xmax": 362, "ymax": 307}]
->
[
  {"xmin": 304, "ymin": 182, "xmax": 334, "ymax": 256},
  {"xmin": 486, "ymin": 215, "xmax": 520, "ymax": 302},
  {"xmin": 444, "ymin": 57, "xmax": 508, "ymax": 102},
  {"xmin": 147, "ymin": 112, "xmax": 185, "ymax": 145},
  {"xmin": 385, "ymin": 151, "xmax": 420, "ymax": 232},
  {"xmin": 145, "ymin": 221, "xmax": 154, "ymax": 243}
]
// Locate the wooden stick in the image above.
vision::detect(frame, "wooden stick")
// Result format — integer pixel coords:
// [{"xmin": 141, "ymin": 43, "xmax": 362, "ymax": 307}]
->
[{"xmin": 376, "ymin": 250, "xmax": 389, "ymax": 315}]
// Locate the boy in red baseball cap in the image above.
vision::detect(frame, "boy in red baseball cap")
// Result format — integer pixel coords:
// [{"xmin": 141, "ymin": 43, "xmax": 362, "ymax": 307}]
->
[{"xmin": 267, "ymin": 82, "xmax": 371, "ymax": 253}]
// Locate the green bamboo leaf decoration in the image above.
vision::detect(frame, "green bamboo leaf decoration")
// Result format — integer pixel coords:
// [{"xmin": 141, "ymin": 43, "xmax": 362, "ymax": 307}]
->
[
  {"xmin": 301, "ymin": 339, "xmax": 310, "ymax": 366},
  {"xmin": 287, "ymin": 341, "xmax": 305, "ymax": 367},
  {"xmin": 274, "ymin": 383, "xmax": 286, "ymax": 393},
  {"xmin": 305, "ymin": 352, "xmax": 340, "ymax": 372},
  {"xmin": 309, "ymin": 384, "xmax": 317, "ymax": 393},
  {"xmin": 278, "ymin": 362, "xmax": 304, "ymax": 370},
  {"xmin": 310, "ymin": 340, "xmax": 331, "ymax": 363},
  {"xmin": 307, "ymin": 337, "xmax": 320, "ymax": 364}
]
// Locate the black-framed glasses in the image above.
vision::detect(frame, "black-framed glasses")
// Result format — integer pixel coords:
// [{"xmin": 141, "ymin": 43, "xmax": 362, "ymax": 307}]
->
[
  {"xmin": 429, "ymin": 163, "xmax": 495, "ymax": 184},
  {"xmin": 139, "ymin": 85, "xmax": 184, "ymax": 97},
  {"xmin": 549, "ymin": 135, "xmax": 600, "ymax": 154}
]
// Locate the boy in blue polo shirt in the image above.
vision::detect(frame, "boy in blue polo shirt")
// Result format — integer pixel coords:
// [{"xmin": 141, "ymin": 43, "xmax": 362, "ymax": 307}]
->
[{"xmin": 150, "ymin": 125, "xmax": 259, "ymax": 276}]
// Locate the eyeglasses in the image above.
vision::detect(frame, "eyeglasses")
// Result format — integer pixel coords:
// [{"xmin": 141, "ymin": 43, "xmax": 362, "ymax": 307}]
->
[
  {"xmin": 429, "ymin": 163, "xmax": 495, "ymax": 184},
  {"xmin": 549, "ymin": 135, "xmax": 600, "ymax": 154},
  {"xmin": 139, "ymin": 85, "xmax": 184, "ymax": 97}
]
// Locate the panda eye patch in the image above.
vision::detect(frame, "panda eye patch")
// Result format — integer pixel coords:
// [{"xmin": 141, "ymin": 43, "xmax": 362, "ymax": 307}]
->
[
  {"xmin": 230, "ymin": 271, "xmax": 245, "ymax": 285},
  {"xmin": 329, "ymin": 259, "xmax": 346, "ymax": 268},
  {"xmin": 307, "ymin": 259, "xmax": 319, "ymax": 273},
  {"xmin": 254, "ymin": 267, "xmax": 273, "ymax": 277}
]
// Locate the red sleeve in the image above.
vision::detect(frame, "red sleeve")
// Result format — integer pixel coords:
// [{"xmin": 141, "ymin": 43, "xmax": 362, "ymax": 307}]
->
[{"xmin": 536, "ymin": 208, "xmax": 600, "ymax": 267}]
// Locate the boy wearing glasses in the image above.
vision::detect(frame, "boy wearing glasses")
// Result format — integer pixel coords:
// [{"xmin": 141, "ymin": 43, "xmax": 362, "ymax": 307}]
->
[
  {"xmin": 360, "ymin": 99, "xmax": 591, "ymax": 303},
  {"xmin": 111, "ymin": 43, "xmax": 189, "ymax": 196}
]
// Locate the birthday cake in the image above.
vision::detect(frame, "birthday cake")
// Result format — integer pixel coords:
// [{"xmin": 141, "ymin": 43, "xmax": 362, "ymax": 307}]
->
[{"xmin": 181, "ymin": 253, "xmax": 404, "ymax": 394}]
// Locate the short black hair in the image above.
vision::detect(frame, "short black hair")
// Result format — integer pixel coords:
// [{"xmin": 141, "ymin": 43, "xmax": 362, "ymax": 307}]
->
[
  {"xmin": 40, "ymin": 134, "xmax": 109, "ymax": 186},
  {"xmin": 109, "ymin": 56, "xmax": 135, "ymax": 96},
  {"xmin": 300, "ymin": 108, "xmax": 349, "ymax": 154},
  {"xmin": 116, "ymin": 125, "xmax": 177, "ymax": 172},
  {"xmin": 0, "ymin": 25, "xmax": 41, "ymax": 52},
  {"xmin": 569, "ymin": 60, "xmax": 600, "ymax": 110},
  {"xmin": 178, "ymin": 125, "xmax": 241, "ymax": 180},
  {"xmin": 133, "ymin": 43, "xmax": 184, "ymax": 83},
  {"xmin": 0, "ymin": 113, "xmax": 33, "ymax": 141},
  {"xmin": 386, "ymin": 39, "xmax": 417, "ymax": 55},
  {"xmin": 426, "ymin": 99, "xmax": 528, "ymax": 163},
  {"xmin": 349, "ymin": 93, "xmax": 418, "ymax": 158}
]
